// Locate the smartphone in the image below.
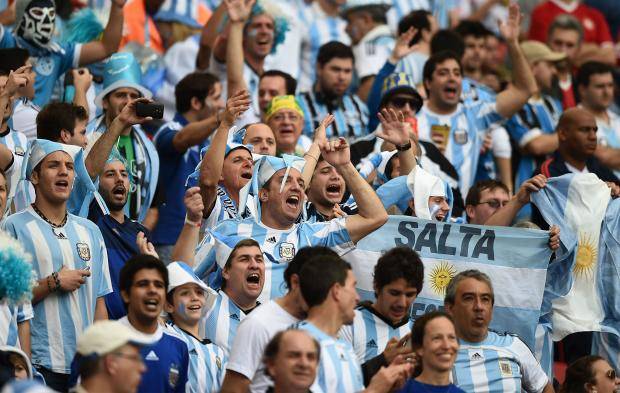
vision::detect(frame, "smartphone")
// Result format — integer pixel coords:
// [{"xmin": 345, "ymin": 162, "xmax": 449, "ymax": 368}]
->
[{"xmin": 136, "ymin": 102, "xmax": 164, "ymax": 119}]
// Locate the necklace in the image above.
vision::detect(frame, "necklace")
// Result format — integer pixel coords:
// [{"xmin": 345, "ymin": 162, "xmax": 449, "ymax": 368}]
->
[{"xmin": 31, "ymin": 203, "xmax": 68, "ymax": 228}]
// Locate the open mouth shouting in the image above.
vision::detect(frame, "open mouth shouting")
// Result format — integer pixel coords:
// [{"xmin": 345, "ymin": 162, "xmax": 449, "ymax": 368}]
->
[
  {"xmin": 246, "ymin": 271, "xmax": 262, "ymax": 293},
  {"xmin": 143, "ymin": 297, "xmax": 160, "ymax": 313},
  {"xmin": 54, "ymin": 179, "xmax": 69, "ymax": 193},
  {"xmin": 325, "ymin": 183, "xmax": 343, "ymax": 201},
  {"xmin": 285, "ymin": 194, "xmax": 301, "ymax": 211},
  {"xmin": 443, "ymin": 84, "xmax": 459, "ymax": 100}
]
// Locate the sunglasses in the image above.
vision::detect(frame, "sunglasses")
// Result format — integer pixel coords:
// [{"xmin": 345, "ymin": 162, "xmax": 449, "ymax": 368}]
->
[
  {"xmin": 606, "ymin": 369, "xmax": 617, "ymax": 380},
  {"xmin": 477, "ymin": 199, "xmax": 509, "ymax": 209},
  {"xmin": 390, "ymin": 97, "xmax": 420, "ymax": 110}
]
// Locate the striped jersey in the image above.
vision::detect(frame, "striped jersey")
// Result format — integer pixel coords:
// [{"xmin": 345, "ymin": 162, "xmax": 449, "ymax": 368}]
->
[
  {"xmin": 2, "ymin": 206, "xmax": 112, "ymax": 373},
  {"xmin": 203, "ymin": 291, "xmax": 254, "ymax": 356},
  {"xmin": 0, "ymin": 128, "xmax": 29, "ymax": 213},
  {"xmin": 593, "ymin": 108, "xmax": 620, "ymax": 179},
  {"xmin": 297, "ymin": 91, "xmax": 369, "ymax": 141},
  {"xmin": 209, "ymin": 58, "xmax": 261, "ymax": 121},
  {"xmin": 194, "ymin": 217, "xmax": 355, "ymax": 303},
  {"xmin": 0, "ymin": 302, "xmax": 33, "ymax": 348},
  {"xmin": 452, "ymin": 331, "xmax": 549, "ymax": 393},
  {"xmin": 506, "ymin": 96, "xmax": 562, "ymax": 190},
  {"xmin": 298, "ymin": 2, "xmax": 350, "ymax": 92},
  {"xmin": 417, "ymin": 102, "xmax": 503, "ymax": 197},
  {"xmin": 339, "ymin": 303, "xmax": 412, "ymax": 363},
  {"xmin": 297, "ymin": 320, "xmax": 364, "ymax": 393},
  {"xmin": 353, "ymin": 25, "xmax": 395, "ymax": 81},
  {"xmin": 201, "ymin": 187, "xmax": 256, "ymax": 229},
  {"xmin": 395, "ymin": 52, "xmax": 428, "ymax": 86},
  {"xmin": 167, "ymin": 323, "xmax": 227, "ymax": 393},
  {"xmin": 387, "ymin": 0, "xmax": 431, "ymax": 32},
  {"xmin": 11, "ymin": 98, "xmax": 40, "ymax": 141},
  {"xmin": 118, "ymin": 317, "xmax": 190, "ymax": 393},
  {"xmin": 227, "ymin": 300, "xmax": 299, "ymax": 393}
]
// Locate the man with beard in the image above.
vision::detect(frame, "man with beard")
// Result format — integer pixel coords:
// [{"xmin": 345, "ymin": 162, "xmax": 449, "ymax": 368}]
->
[
  {"xmin": 203, "ymin": 239, "xmax": 265, "ymax": 355},
  {"xmin": 0, "ymin": 0, "xmax": 125, "ymax": 106},
  {"xmin": 87, "ymin": 154, "xmax": 151, "ymax": 320},
  {"xmin": 298, "ymin": 42, "xmax": 369, "ymax": 141},
  {"xmin": 194, "ymin": 136, "xmax": 387, "ymax": 303}
]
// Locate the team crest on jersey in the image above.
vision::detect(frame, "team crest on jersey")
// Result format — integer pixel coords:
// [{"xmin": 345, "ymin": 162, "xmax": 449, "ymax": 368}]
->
[
  {"xmin": 14, "ymin": 146, "xmax": 25, "ymax": 156},
  {"xmin": 168, "ymin": 364, "xmax": 180, "ymax": 388},
  {"xmin": 499, "ymin": 359, "xmax": 513, "ymax": 377},
  {"xmin": 453, "ymin": 129, "xmax": 468, "ymax": 145},
  {"xmin": 35, "ymin": 57, "xmax": 54, "ymax": 77},
  {"xmin": 76, "ymin": 242, "xmax": 91, "ymax": 261},
  {"xmin": 279, "ymin": 242, "xmax": 295, "ymax": 261}
]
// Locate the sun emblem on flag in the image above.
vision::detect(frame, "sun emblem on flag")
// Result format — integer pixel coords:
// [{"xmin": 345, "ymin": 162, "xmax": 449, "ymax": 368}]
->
[
  {"xmin": 574, "ymin": 232, "xmax": 597, "ymax": 279},
  {"xmin": 429, "ymin": 261, "xmax": 457, "ymax": 296}
]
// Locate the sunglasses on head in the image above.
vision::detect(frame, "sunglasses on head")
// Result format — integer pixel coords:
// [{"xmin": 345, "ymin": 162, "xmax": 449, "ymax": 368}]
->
[{"xmin": 389, "ymin": 97, "xmax": 419, "ymax": 110}]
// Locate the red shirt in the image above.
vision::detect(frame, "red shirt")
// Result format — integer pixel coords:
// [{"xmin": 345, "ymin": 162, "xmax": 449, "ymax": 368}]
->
[{"xmin": 529, "ymin": 0, "xmax": 613, "ymax": 45}]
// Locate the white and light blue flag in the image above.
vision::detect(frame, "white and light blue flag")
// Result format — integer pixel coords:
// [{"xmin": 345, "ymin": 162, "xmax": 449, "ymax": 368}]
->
[{"xmin": 342, "ymin": 216, "xmax": 553, "ymax": 349}]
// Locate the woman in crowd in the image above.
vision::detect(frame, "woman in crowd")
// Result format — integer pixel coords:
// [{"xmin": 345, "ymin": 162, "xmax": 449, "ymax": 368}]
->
[
  {"xmin": 397, "ymin": 311, "xmax": 465, "ymax": 393},
  {"xmin": 561, "ymin": 356, "xmax": 619, "ymax": 393}
]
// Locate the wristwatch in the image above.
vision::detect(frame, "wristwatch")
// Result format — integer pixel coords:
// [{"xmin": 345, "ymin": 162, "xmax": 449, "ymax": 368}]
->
[{"xmin": 396, "ymin": 141, "xmax": 412, "ymax": 152}]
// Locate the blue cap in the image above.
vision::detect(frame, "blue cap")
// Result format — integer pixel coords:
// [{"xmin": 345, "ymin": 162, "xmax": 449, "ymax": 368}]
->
[
  {"xmin": 379, "ymin": 73, "xmax": 423, "ymax": 112},
  {"xmin": 95, "ymin": 52, "xmax": 152, "ymax": 107}
]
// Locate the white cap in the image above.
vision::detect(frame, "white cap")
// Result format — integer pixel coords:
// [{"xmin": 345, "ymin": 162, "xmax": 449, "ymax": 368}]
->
[
  {"xmin": 167, "ymin": 262, "xmax": 218, "ymax": 312},
  {"xmin": 76, "ymin": 321, "xmax": 155, "ymax": 356}
]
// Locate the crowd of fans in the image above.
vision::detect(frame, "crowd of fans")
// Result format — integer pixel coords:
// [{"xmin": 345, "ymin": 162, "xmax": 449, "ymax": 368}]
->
[{"xmin": 0, "ymin": 0, "xmax": 619, "ymax": 391}]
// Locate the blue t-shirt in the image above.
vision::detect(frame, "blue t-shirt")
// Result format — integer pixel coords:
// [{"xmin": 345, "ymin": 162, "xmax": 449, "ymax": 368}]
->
[
  {"xmin": 0, "ymin": 26, "xmax": 81, "ymax": 107},
  {"xmin": 397, "ymin": 379, "xmax": 466, "ymax": 393},
  {"xmin": 88, "ymin": 204, "xmax": 150, "ymax": 320},
  {"xmin": 151, "ymin": 113, "xmax": 207, "ymax": 245}
]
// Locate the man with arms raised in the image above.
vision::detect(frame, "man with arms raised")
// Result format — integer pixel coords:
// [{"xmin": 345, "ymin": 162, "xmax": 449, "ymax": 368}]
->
[{"xmin": 445, "ymin": 270, "xmax": 553, "ymax": 393}]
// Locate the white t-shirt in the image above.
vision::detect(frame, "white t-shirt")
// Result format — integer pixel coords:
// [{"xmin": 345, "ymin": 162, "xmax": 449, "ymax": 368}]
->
[{"xmin": 226, "ymin": 300, "xmax": 299, "ymax": 392}]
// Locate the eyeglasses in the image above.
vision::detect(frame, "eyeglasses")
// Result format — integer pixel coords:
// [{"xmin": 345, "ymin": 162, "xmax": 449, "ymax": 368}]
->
[
  {"xmin": 111, "ymin": 352, "xmax": 144, "ymax": 365},
  {"xmin": 477, "ymin": 199, "xmax": 509, "ymax": 209},
  {"xmin": 606, "ymin": 369, "xmax": 617, "ymax": 380},
  {"xmin": 389, "ymin": 97, "xmax": 419, "ymax": 110},
  {"xmin": 272, "ymin": 113, "xmax": 300, "ymax": 122}
]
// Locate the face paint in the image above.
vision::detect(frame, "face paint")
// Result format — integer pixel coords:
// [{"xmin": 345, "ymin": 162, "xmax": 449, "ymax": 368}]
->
[{"xmin": 18, "ymin": 0, "xmax": 56, "ymax": 47}]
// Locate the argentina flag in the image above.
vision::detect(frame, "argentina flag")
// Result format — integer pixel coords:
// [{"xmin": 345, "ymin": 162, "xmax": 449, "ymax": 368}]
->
[
  {"xmin": 342, "ymin": 216, "xmax": 553, "ymax": 350},
  {"xmin": 531, "ymin": 174, "xmax": 620, "ymax": 368}
]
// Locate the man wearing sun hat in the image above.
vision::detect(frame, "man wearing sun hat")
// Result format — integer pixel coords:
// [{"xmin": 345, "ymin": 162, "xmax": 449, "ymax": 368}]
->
[
  {"xmin": 87, "ymin": 52, "xmax": 159, "ymax": 224},
  {"xmin": 2, "ymin": 139, "xmax": 112, "ymax": 391},
  {"xmin": 265, "ymin": 95, "xmax": 312, "ymax": 157},
  {"xmin": 71, "ymin": 320, "xmax": 153, "ymax": 393},
  {"xmin": 193, "ymin": 135, "xmax": 388, "ymax": 304}
]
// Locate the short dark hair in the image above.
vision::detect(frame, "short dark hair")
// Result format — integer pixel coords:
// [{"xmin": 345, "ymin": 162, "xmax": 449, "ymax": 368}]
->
[
  {"xmin": 36, "ymin": 102, "xmax": 89, "ymax": 142},
  {"xmin": 560, "ymin": 356, "xmax": 605, "ymax": 393},
  {"xmin": 373, "ymin": 247, "xmax": 424, "ymax": 295},
  {"xmin": 465, "ymin": 179, "xmax": 509, "ymax": 206},
  {"xmin": 317, "ymin": 41, "xmax": 354, "ymax": 66},
  {"xmin": 548, "ymin": 14, "xmax": 584, "ymax": 44},
  {"xmin": 175, "ymin": 72, "xmax": 219, "ymax": 113},
  {"xmin": 284, "ymin": 246, "xmax": 338, "ymax": 289},
  {"xmin": 119, "ymin": 255, "xmax": 169, "ymax": 297},
  {"xmin": 398, "ymin": 10, "xmax": 432, "ymax": 46},
  {"xmin": 347, "ymin": 6, "xmax": 387, "ymax": 24},
  {"xmin": 0, "ymin": 48, "xmax": 29, "ymax": 76},
  {"xmin": 430, "ymin": 30, "xmax": 465, "ymax": 58},
  {"xmin": 576, "ymin": 61, "xmax": 614, "ymax": 88},
  {"xmin": 261, "ymin": 70, "xmax": 297, "ymax": 95},
  {"xmin": 299, "ymin": 255, "xmax": 351, "ymax": 308},
  {"xmin": 263, "ymin": 329, "xmax": 320, "ymax": 378},
  {"xmin": 411, "ymin": 311, "xmax": 454, "ymax": 349},
  {"xmin": 75, "ymin": 353, "xmax": 103, "ymax": 380},
  {"xmin": 423, "ymin": 51, "xmax": 463, "ymax": 85},
  {"xmin": 221, "ymin": 239, "xmax": 261, "ymax": 290},
  {"xmin": 454, "ymin": 21, "xmax": 490, "ymax": 40}
]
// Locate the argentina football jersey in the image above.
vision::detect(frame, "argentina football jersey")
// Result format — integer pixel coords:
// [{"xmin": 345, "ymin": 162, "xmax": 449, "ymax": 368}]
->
[
  {"xmin": 0, "ymin": 303, "xmax": 33, "ymax": 348},
  {"xmin": 0, "ymin": 128, "xmax": 28, "ymax": 213},
  {"xmin": 202, "ymin": 291, "xmax": 251, "ymax": 356}
]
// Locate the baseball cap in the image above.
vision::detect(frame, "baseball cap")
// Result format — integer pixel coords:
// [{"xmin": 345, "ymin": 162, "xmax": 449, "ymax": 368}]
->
[
  {"xmin": 520, "ymin": 41, "xmax": 566, "ymax": 64},
  {"xmin": 76, "ymin": 321, "xmax": 155, "ymax": 356},
  {"xmin": 379, "ymin": 73, "xmax": 423, "ymax": 113}
]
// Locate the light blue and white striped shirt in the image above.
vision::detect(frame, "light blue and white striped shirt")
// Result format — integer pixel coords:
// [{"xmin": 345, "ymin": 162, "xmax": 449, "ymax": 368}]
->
[
  {"xmin": 194, "ymin": 217, "xmax": 355, "ymax": 303},
  {"xmin": 202, "ymin": 291, "xmax": 252, "ymax": 356},
  {"xmin": 395, "ymin": 52, "xmax": 428, "ymax": 86},
  {"xmin": 2, "ymin": 207, "xmax": 112, "ymax": 374},
  {"xmin": 452, "ymin": 331, "xmax": 549, "ymax": 393},
  {"xmin": 0, "ymin": 129, "xmax": 29, "ymax": 214},
  {"xmin": 297, "ymin": 320, "xmax": 364, "ymax": 393},
  {"xmin": 168, "ymin": 323, "xmax": 227, "ymax": 393},
  {"xmin": 298, "ymin": 2, "xmax": 350, "ymax": 92},
  {"xmin": 417, "ymin": 101, "xmax": 504, "ymax": 197},
  {"xmin": 339, "ymin": 304, "xmax": 412, "ymax": 363},
  {"xmin": 297, "ymin": 91, "xmax": 369, "ymax": 140},
  {"xmin": 0, "ymin": 302, "xmax": 33, "ymax": 348},
  {"xmin": 594, "ymin": 108, "xmax": 620, "ymax": 179}
]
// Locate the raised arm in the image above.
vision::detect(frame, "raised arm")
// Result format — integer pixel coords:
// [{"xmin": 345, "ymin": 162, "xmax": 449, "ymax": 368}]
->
[
  {"xmin": 85, "ymin": 97, "xmax": 153, "ymax": 179},
  {"xmin": 172, "ymin": 114, "xmax": 220, "ymax": 153},
  {"xmin": 495, "ymin": 4, "xmax": 537, "ymax": 119},
  {"xmin": 376, "ymin": 108, "xmax": 417, "ymax": 176},
  {"xmin": 197, "ymin": 2, "xmax": 228, "ymax": 70},
  {"xmin": 71, "ymin": 68, "xmax": 93, "ymax": 118},
  {"xmin": 225, "ymin": 0, "xmax": 255, "ymax": 97},
  {"xmin": 302, "ymin": 114, "xmax": 334, "ymax": 188},
  {"xmin": 78, "ymin": 0, "xmax": 125, "ymax": 66},
  {"xmin": 320, "ymin": 138, "xmax": 388, "ymax": 243},
  {"xmin": 199, "ymin": 90, "xmax": 251, "ymax": 215},
  {"xmin": 171, "ymin": 187, "xmax": 204, "ymax": 266},
  {"xmin": 0, "ymin": 66, "xmax": 29, "ymax": 170}
]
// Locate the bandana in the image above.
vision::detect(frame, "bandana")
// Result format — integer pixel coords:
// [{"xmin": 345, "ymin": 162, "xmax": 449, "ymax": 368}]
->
[{"xmin": 265, "ymin": 95, "xmax": 304, "ymax": 121}]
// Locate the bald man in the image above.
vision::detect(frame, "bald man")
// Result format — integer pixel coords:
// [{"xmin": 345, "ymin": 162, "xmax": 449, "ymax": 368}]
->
[{"xmin": 536, "ymin": 108, "xmax": 619, "ymax": 187}]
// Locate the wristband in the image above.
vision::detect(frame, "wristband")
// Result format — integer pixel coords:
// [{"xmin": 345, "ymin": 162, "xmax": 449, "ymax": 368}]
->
[
  {"xmin": 52, "ymin": 271, "xmax": 61, "ymax": 292},
  {"xmin": 185, "ymin": 215, "xmax": 202, "ymax": 228},
  {"xmin": 396, "ymin": 141, "xmax": 412, "ymax": 152},
  {"xmin": 47, "ymin": 275, "xmax": 54, "ymax": 293}
]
